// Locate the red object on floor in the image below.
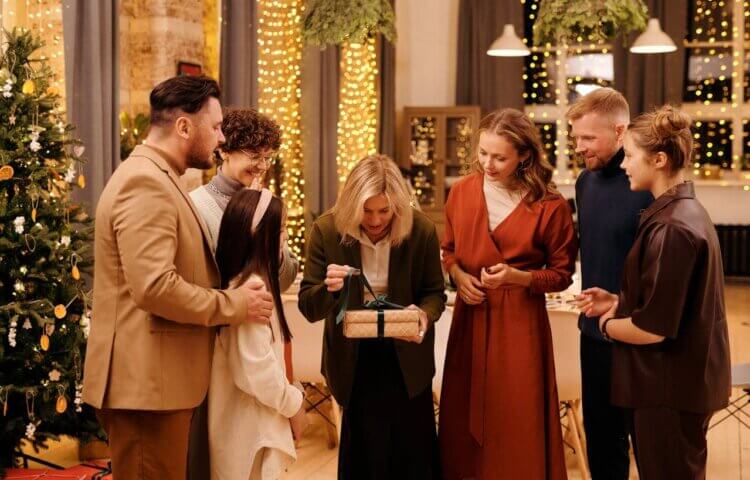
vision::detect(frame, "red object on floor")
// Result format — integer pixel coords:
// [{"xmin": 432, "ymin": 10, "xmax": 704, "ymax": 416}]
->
[
  {"xmin": 3, "ymin": 469, "xmax": 48, "ymax": 479},
  {"xmin": 3, "ymin": 463, "xmax": 111, "ymax": 480}
]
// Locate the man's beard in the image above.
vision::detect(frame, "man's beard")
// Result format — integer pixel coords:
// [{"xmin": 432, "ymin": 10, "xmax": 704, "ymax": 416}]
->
[{"xmin": 185, "ymin": 140, "xmax": 215, "ymax": 170}]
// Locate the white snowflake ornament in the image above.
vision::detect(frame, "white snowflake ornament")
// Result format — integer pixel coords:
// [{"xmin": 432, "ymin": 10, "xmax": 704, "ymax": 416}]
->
[{"xmin": 13, "ymin": 216, "xmax": 25, "ymax": 234}]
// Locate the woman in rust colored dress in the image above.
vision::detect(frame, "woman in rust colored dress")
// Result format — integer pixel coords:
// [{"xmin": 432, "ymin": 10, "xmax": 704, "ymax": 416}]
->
[{"xmin": 439, "ymin": 108, "xmax": 578, "ymax": 480}]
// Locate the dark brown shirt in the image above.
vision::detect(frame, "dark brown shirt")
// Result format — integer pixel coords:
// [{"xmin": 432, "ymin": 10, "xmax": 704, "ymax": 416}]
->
[{"xmin": 612, "ymin": 181, "xmax": 730, "ymax": 413}]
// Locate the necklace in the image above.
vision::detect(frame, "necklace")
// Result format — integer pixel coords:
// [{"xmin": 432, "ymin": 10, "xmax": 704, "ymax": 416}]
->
[{"xmin": 206, "ymin": 181, "xmax": 231, "ymax": 199}]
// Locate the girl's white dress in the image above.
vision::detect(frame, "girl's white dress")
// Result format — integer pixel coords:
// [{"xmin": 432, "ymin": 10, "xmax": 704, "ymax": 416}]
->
[{"xmin": 208, "ymin": 274, "xmax": 303, "ymax": 480}]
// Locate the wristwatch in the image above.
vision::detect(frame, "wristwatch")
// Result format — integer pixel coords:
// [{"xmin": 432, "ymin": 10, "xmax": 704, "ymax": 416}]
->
[{"xmin": 600, "ymin": 317, "xmax": 614, "ymax": 342}]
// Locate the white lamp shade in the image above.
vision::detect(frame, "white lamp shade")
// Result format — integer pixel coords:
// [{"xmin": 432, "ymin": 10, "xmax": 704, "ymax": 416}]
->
[
  {"xmin": 630, "ymin": 18, "xmax": 677, "ymax": 54},
  {"xmin": 487, "ymin": 24, "xmax": 530, "ymax": 57}
]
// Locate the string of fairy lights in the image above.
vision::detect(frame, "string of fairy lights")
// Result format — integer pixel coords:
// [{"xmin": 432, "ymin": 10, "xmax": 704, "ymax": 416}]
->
[
  {"xmin": 335, "ymin": 37, "xmax": 379, "ymax": 188},
  {"xmin": 256, "ymin": 0, "xmax": 306, "ymax": 261}
]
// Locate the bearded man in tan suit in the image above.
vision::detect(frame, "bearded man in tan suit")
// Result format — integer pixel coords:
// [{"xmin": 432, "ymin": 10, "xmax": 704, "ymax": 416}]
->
[{"xmin": 82, "ymin": 75, "xmax": 273, "ymax": 479}]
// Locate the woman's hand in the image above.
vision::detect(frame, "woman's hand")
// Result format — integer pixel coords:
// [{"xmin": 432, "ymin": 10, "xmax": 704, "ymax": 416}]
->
[
  {"xmin": 289, "ymin": 404, "xmax": 309, "ymax": 441},
  {"xmin": 481, "ymin": 263, "xmax": 519, "ymax": 289},
  {"xmin": 452, "ymin": 265, "xmax": 485, "ymax": 305},
  {"xmin": 395, "ymin": 305, "xmax": 429, "ymax": 344},
  {"xmin": 572, "ymin": 287, "xmax": 619, "ymax": 318},
  {"xmin": 324, "ymin": 264, "xmax": 355, "ymax": 292}
]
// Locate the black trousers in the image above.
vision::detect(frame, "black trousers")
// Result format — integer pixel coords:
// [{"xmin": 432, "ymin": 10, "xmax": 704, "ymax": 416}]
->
[
  {"xmin": 580, "ymin": 334, "xmax": 630, "ymax": 480},
  {"xmin": 629, "ymin": 407, "xmax": 712, "ymax": 480},
  {"xmin": 338, "ymin": 338, "xmax": 441, "ymax": 480}
]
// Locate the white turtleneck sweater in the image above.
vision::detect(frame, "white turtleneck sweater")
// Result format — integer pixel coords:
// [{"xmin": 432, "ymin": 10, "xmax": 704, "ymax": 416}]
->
[{"xmin": 483, "ymin": 175, "xmax": 524, "ymax": 231}]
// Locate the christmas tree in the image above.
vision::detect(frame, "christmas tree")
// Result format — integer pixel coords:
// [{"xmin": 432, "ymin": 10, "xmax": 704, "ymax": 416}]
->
[{"xmin": 0, "ymin": 28, "xmax": 104, "ymax": 467}]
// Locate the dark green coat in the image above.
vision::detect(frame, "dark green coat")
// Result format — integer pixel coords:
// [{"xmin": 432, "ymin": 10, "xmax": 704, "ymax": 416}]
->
[{"xmin": 298, "ymin": 210, "xmax": 447, "ymax": 407}]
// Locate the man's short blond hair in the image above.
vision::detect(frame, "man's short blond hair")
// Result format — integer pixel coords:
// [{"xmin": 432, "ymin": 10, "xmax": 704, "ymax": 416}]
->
[{"xmin": 566, "ymin": 87, "xmax": 630, "ymax": 125}]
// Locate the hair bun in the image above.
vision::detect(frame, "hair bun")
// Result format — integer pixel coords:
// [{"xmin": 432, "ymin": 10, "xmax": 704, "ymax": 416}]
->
[{"xmin": 652, "ymin": 105, "xmax": 691, "ymax": 142}]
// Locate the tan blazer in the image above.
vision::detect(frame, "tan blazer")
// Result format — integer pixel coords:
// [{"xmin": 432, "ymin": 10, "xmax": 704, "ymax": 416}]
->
[{"xmin": 82, "ymin": 144, "xmax": 247, "ymax": 411}]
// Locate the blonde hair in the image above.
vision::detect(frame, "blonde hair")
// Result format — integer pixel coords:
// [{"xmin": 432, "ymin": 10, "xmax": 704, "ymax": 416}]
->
[
  {"xmin": 472, "ymin": 108, "xmax": 557, "ymax": 203},
  {"xmin": 566, "ymin": 87, "xmax": 630, "ymax": 126},
  {"xmin": 333, "ymin": 154, "xmax": 414, "ymax": 246},
  {"xmin": 627, "ymin": 105, "xmax": 693, "ymax": 172}
]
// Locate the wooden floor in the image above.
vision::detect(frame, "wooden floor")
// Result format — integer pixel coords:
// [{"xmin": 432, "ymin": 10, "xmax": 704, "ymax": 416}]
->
[
  {"xmin": 23, "ymin": 282, "xmax": 750, "ymax": 479},
  {"xmin": 282, "ymin": 281, "xmax": 750, "ymax": 479}
]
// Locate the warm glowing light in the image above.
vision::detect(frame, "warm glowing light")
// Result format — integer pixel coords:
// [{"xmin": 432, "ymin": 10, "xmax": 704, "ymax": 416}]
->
[
  {"xmin": 336, "ymin": 36, "xmax": 378, "ymax": 187},
  {"xmin": 257, "ymin": 0, "xmax": 306, "ymax": 262}
]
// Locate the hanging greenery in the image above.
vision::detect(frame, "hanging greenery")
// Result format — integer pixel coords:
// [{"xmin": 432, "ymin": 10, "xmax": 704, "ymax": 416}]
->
[
  {"xmin": 301, "ymin": 0, "xmax": 396, "ymax": 47},
  {"xmin": 534, "ymin": 0, "xmax": 648, "ymax": 46}
]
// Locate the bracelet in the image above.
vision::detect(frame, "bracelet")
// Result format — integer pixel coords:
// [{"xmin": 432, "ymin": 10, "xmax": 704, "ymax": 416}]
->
[{"xmin": 601, "ymin": 317, "xmax": 614, "ymax": 342}]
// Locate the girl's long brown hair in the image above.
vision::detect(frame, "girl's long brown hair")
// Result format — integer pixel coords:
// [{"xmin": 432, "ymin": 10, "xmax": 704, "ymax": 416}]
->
[
  {"xmin": 472, "ymin": 108, "xmax": 557, "ymax": 203},
  {"xmin": 216, "ymin": 189, "xmax": 292, "ymax": 342}
]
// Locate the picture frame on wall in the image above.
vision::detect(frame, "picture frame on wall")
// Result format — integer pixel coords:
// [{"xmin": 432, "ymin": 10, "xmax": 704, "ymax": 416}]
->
[{"xmin": 177, "ymin": 61, "xmax": 202, "ymax": 76}]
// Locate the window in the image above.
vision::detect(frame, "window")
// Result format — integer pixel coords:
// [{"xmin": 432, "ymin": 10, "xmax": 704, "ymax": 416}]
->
[
  {"xmin": 522, "ymin": 0, "xmax": 615, "ymax": 182},
  {"xmin": 522, "ymin": 0, "xmax": 750, "ymax": 177},
  {"xmin": 682, "ymin": 0, "xmax": 750, "ymax": 172}
]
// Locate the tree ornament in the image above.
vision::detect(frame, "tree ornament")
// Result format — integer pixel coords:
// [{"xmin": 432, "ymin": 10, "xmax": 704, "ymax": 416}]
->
[
  {"xmin": 71, "ymin": 254, "xmax": 80, "ymax": 280},
  {"xmin": 55, "ymin": 395, "xmax": 68, "ymax": 413},
  {"xmin": 0, "ymin": 164, "xmax": 13, "ymax": 180},
  {"xmin": 40, "ymin": 334, "xmax": 50, "ymax": 351},
  {"xmin": 13, "ymin": 216, "xmax": 25, "ymax": 234},
  {"xmin": 31, "ymin": 196, "xmax": 39, "ymax": 222},
  {"xmin": 2, "ymin": 78, "xmax": 14, "ymax": 98},
  {"xmin": 22, "ymin": 79, "xmax": 36, "ymax": 95},
  {"xmin": 1, "ymin": 388, "xmax": 8, "ymax": 416},
  {"xmin": 54, "ymin": 304, "xmax": 67, "ymax": 319},
  {"xmin": 77, "ymin": 174, "xmax": 86, "ymax": 189}
]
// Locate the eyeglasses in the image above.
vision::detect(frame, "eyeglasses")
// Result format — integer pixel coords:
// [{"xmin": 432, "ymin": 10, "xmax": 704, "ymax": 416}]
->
[{"xmin": 240, "ymin": 150, "xmax": 275, "ymax": 166}]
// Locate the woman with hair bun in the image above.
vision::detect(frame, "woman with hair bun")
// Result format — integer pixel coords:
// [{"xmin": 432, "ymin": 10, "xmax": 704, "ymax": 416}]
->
[{"xmin": 575, "ymin": 105, "xmax": 731, "ymax": 479}]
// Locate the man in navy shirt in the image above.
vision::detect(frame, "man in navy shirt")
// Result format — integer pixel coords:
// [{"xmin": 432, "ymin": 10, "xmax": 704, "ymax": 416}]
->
[{"xmin": 568, "ymin": 88, "xmax": 653, "ymax": 479}]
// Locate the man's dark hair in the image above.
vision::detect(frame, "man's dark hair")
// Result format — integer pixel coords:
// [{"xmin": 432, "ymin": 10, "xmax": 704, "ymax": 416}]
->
[{"xmin": 149, "ymin": 75, "xmax": 221, "ymax": 127}]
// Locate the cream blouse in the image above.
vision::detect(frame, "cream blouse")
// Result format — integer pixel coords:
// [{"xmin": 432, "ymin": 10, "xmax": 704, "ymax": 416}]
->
[{"xmin": 483, "ymin": 175, "xmax": 524, "ymax": 231}]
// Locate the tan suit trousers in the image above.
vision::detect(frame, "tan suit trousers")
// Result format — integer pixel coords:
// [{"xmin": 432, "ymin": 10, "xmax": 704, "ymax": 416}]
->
[{"xmin": 97, "ymin": 408, "xmax": 194, "ymax": 480}]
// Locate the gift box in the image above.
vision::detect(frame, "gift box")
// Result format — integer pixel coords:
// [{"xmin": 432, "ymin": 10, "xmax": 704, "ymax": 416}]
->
[
  {"xmin": 343, "ymin": 308, "xmax": 420, "ymax": 338},
  {"xmin": 336, "ymin": 270, "xmax": 421, "ymax": 339}
]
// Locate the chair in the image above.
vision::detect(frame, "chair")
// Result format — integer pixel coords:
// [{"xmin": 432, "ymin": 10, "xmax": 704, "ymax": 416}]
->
[
  {"xmin": 432, "ymin": 305, "xmax": 454, "ymax": 419},
  {"xmin": 709, "ymin": 362, "xmax": 750, "ymax": 429},
  {"xmin": 549, "ymin": 309, "xmax": 590, "ymax": 479},
  {"xmin": 282, "ymin": 295, "xmax": 342, "ymax": 448}
]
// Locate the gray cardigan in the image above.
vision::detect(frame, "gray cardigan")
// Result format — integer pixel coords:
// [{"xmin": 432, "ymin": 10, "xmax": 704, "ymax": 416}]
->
[{"xmin": 190, "ymin": 185, "xmax": 298, "ymax": 291}]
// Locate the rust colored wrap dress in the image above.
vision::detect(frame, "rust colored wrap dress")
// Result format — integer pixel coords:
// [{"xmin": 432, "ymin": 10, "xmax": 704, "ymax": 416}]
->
[{"xmin": 438, "ymin": 173, "xmax": 578, "ymax": 480}]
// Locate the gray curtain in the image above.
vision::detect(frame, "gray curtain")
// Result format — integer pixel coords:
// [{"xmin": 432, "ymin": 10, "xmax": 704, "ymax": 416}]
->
[
  {"xmin": 614, "ymin": 0, "xmax": 688, "ymax": 116},
  {"xmin": 456, "ymin": 0, "xmax": 525, "ymax": 113},
  {"xmin": 219, "ymin": 0, "xmax": 258, "ymax": 108},
  {"xmin": 302, "ymin": 46, "xmax": 340, "ymax": 216},
  {"xmin": 63, "ymin": 0, "xmax": 120, "ymax": 212}
]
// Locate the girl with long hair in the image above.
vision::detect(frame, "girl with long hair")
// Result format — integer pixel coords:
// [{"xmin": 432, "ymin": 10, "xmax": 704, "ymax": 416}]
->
[
  {"xmin": 209, "ymin": 189, "xmax": 307, "ymax": 480},
  {"xmin": 438, "ymin": 108, "xmax": 578, "ymax": 479}
]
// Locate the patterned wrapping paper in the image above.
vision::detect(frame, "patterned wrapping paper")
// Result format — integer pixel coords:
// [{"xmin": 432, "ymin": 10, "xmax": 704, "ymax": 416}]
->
[{"xmin": 343, "ymin": 309, "xmax": 420, "ymax": 338}]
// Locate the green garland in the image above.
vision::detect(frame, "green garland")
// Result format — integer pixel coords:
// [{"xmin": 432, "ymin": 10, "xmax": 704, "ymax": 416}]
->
[
  {"xmin": 534, "ymin": 0, "xmax": 648, "ymax": 46},
  {"xmin": 301, "ymin": 0, "xmax": 396, "ymax": 47}
]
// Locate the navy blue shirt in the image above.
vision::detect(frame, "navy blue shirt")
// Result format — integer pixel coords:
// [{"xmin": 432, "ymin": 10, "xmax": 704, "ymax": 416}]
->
[{"xmin": 575, "ymin": 148, "xmax": 653, "ymax": 340}]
